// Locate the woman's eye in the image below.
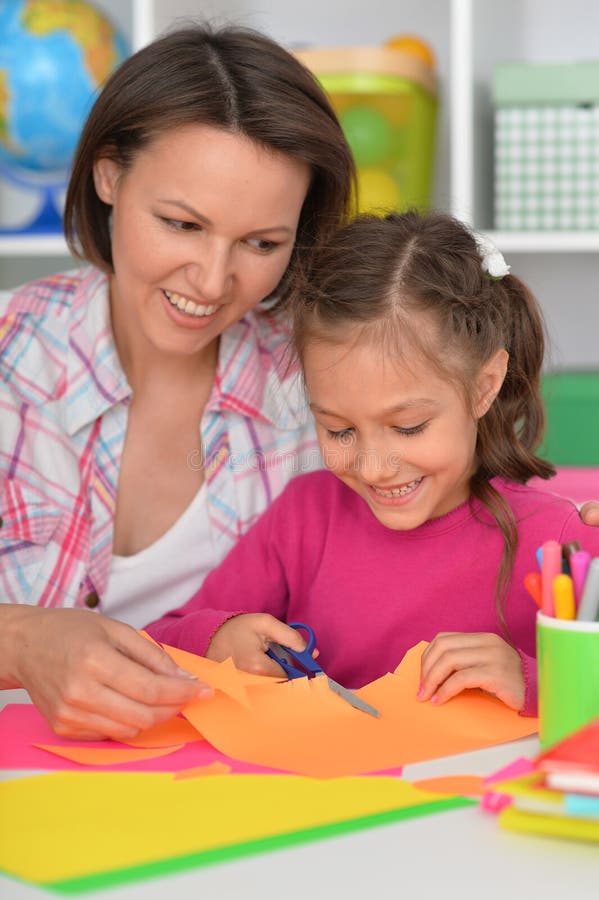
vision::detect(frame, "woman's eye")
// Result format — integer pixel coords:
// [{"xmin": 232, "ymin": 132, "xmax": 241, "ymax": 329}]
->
[
  {"xmin": 392, "ymin": 422, "xmax": 428, "ymax": 436},
  {"xmin": 246, "ymin": 237, "xmax": 279, "ymax": 252},
  {"xmin": 162, "ymin": 218, "xmax": 199, "ymax": 232}
]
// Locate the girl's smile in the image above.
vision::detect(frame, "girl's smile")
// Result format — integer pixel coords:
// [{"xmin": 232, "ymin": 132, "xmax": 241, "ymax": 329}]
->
[{"xmin": 367, "ymin": 476, "xmax": 425, "ymax": 505}]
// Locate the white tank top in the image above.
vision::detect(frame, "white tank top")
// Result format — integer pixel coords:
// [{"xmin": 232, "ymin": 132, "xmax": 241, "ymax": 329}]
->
[{"xmin": 102, "ymin": 483, "xmax": 215, "ymax": 629}]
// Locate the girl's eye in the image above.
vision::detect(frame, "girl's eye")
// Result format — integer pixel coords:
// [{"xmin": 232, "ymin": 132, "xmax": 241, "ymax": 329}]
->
[
  {"xmin": 245, "ymin": 237, "xmax": 279, "ymax": 252},
  {"xmin": 161, "ymin": 218, "xmax": 200, "ymax": 232},
  {"xmin": 326, "ymin": 428, "xmax": 355, "ymax": 442},
  {"xmin": 392, "ymin": 422, "xmax": 429, "ymax": 436}
]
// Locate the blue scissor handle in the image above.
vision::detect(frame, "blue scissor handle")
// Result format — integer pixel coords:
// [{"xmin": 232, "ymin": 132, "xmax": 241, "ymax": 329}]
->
[{"xmin": 266, "ymin": 621, "xmax": 323, "ymax": 680}]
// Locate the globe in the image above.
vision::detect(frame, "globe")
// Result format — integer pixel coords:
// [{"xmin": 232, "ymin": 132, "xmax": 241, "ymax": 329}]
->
[{"xmin": 0, "ymin": 0, "xmax": 128, "ymax": 233}]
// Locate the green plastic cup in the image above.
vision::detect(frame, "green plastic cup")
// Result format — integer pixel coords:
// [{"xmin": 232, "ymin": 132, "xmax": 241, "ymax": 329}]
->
[{"xmin": 537, "ymin": 611, "xmax": 599, "ymax": 749}]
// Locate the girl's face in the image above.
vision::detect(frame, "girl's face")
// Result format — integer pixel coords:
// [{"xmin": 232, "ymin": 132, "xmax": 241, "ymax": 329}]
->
[
  {"xmin": 304, "ymin": 332, "xmax": 503, "ymax": 531},
  {"xmin": 93, "ymin": 124, "xmax": 311, "ymax": 360}
]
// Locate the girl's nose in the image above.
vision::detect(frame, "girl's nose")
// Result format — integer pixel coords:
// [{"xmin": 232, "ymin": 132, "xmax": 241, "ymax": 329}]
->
[{"xmin": 354, "ymin": 443, "xmax": 402, "ymax": 483}]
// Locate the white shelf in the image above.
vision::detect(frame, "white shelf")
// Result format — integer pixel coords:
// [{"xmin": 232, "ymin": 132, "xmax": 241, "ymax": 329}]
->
[
  {"xmin": 0, "ymin": 234, "xmax": 69, "ymax": 257},
  {"xmin": 483, "ymin": 231, "xmax": 599, "ymax": 254}
]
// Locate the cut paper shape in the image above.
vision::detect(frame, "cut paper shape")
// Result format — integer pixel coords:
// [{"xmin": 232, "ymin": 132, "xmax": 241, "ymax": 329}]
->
[
  {"xmin": 32, "ymin": 744, "xmax": 183, "ymax": 766},
  {"xmin": 173, "ymin": 761, "xmax": 232, "ymax": 779},
  {"xmin": 0, "ymin": 705, "xmax": 282, "ymax": 775},
  {"xmin": 0, "ymin": 771, "xmax": 474, "ymax": 890},
  {"xmin": 179, "ymin": 642, "xmax": 538, "ymax": 778},
  {"xmin": 161, "ymin": 643, "xmax": 283, "ymax": 709},
  {"xmin": 410, "ymin": 775, "xmax": 486, "ymax": 796},
  {"xmin": 124, "ymin": 716, "xmax": 203, "ymax": 748}
]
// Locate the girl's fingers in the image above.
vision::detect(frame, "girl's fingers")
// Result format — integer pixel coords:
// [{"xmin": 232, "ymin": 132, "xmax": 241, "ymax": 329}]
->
[
  {"xmin": 418, "ymin": 645, "xmax": 485, "ymax": 701},
  {"xmin": 256, "ymin": 616, "xmax": 307, "ymax": 654}
]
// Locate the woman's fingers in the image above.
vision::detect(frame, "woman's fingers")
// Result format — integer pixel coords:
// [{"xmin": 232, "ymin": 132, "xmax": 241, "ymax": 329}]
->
[
  {"xmin": 13, "ymin": 608, "xmax": 212, "ymax": 739},
  {"xmin": 580, "ymin": 500, "xmax": 599, "ymax": 526}
]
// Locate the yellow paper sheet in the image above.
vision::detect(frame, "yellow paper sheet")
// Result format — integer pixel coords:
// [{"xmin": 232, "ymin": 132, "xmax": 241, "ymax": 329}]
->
[
  {"xmin": 175, "ymin": 642, "xmax": 538, "ymax": 778},
  {"xmin": 0, "ymin": 771, "xmax": 449, "ymax": 884}
]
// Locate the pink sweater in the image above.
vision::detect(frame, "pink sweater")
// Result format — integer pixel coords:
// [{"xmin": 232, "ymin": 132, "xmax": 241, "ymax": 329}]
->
[{"xmin": 145, "ymin": 472, "xmax": 599, "ymax": 716}]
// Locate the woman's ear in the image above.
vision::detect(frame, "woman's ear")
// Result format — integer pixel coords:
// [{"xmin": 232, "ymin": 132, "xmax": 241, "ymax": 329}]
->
[
  {"xmin": 474, "ymin": 348, "xmax": 508, "ymax": 418},
  {"xmin": 93, "ymin": 157, "xmax": 121, "ymax": 205}
]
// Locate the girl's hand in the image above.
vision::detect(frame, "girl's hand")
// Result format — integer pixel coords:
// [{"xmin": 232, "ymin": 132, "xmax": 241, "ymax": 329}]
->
[
  {"xmin": 417, "ymin": 631, "xmax": 525, "ymax": 711},
  {"xmin": 3, "ymin": 605, "xmax": 212, "ymax": 741},
  {"xmin": 580, "ymin": 501, "xmax": 599, "ymax": 527},
  {"xmin": 207, "ymin": 613, "xmax": 309, "ymax": 678}
]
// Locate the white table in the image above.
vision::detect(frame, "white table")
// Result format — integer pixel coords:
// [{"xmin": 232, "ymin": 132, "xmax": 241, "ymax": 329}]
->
[{"xmin": 1, "ymin": 689, "xmax": 597, "ymax": 900}]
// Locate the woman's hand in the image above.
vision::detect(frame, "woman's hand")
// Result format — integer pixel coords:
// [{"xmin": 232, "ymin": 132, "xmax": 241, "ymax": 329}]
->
[
  {"xmin": 580, "ymin": 501, "xmax": 599, "ymax": 527},
  {"xmin": 2, "ymin": 605, "xmax": 212, "ymax": 740},
  {"xmin": 207, "ymin": 613, "xmax": 309, "ymax": 677},
  {"xmin": 417, "ymin": 631, "xmax": 525, "ymax": 711}
]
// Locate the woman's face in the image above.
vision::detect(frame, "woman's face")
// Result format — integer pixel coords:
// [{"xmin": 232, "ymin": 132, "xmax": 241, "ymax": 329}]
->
[{"xmin": 93, "ymin": 124, "xmax": 311, "ymax": 360}]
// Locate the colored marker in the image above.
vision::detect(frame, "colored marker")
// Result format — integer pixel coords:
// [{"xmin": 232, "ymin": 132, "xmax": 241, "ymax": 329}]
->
[
  {"xmin": 569, "ymin": 550, "xmax": 591, "ymax": 605},
  {"xmin": 523, "ymin": 572, "xmax": 542, "ymax": 608},
  {"xmin": 561, "ymin": 540, "xmax": 581, "ymax": 574},
  {"xmin": 536, "ymin": 544, "xmax": 568, "ymax": 574},
  {"xmin": 541, "ymin": 540, "xmax": 562, "ymax": 617},
  {"xmin": 576, "ymin": 557, "xmax": 599, "ymax": 622},
  {"xmin": 552, "ymin": 574, "xmax": 576, "ymax": 620},
  {"xmin": 562, "ymin": 540, "xmax": 581, "ymax": 559}
]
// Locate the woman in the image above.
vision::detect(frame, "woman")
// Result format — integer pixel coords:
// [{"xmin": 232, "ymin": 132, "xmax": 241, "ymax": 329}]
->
[{"xmin": 0, "ymin": 23, "xmax": 354, "ymax": 739}]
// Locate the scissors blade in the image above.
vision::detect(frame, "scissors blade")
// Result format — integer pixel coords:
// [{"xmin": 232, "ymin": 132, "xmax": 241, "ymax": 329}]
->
[{"xmin": 324, "ymin": 676, "xmax": 380, "ymax": 718}]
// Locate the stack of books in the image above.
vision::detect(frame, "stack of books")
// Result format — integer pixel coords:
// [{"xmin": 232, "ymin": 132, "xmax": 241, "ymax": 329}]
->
[{"xmin": 494, "ymin": 717, "xmax": 599, "ymax": 843}]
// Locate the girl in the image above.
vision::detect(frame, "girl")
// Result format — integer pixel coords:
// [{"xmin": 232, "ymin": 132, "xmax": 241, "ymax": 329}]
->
[{"xmin": 147, "ymin": 210, "xmax": 599, "ymax": 715}]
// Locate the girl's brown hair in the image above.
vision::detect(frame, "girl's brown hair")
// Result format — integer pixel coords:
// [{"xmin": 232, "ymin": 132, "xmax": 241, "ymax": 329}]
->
[
  {"xmin": 293, "ymin": 209, "xmax": 555, "ymax": 635},
  {"xmin": 64, "ymin": 23, "xmax": 355, "ymax": 303}
]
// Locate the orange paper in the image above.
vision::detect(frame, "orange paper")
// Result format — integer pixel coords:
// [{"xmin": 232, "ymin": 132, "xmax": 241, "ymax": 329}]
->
[
  {"xmin": 173, "ymin": 642, "xmax": 537, "ymax": 778},
  {"xmin": 33, "ymin": 744, "xmax": 183, "ymax": 766},
  {"xmin": 160, "ymin": 644, "xmax": 282, "ymax": 708},
  {"xmin": 124, "ymin": 716, "xmax": 203, "ymax": 748},
  {"xmin": 410, "ymin": 775, "xmax": 486, "ymax": 796}
]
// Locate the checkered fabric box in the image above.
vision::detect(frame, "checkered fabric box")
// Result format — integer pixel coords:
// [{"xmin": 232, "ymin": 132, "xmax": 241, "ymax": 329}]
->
[{"xmin": 494, "ymin": 62, "xmax": 599, "ymax": 231}]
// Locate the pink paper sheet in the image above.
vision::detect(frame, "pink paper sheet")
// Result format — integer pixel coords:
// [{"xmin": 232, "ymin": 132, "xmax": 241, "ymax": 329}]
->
[
  {"xmin": 0, "ymin": 704, "xmax": 404, "ymax": 777},
  {"xmin": 0, "ymin": 705, "xmax": 283, "ymax": 774}
]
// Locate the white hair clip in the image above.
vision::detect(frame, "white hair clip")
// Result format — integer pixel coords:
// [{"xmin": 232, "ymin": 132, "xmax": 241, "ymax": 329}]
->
[{"xmin": 474, "ymin": 232, "xmax": 511, "ymax": 280}]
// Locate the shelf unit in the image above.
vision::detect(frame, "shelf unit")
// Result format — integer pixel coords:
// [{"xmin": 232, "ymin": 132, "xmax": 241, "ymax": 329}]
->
[{"xmin": 1, "ymin": 0, "xmax": 598, "ymax": 365}]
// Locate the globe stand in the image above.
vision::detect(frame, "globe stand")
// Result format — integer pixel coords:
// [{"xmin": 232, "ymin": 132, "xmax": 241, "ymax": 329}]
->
[{"xmin": 0, "ymin": 165, "xmax": 65, "ymax": 235}]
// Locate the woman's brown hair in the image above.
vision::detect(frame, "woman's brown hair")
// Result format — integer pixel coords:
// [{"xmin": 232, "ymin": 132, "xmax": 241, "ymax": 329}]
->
[
  {"xmin": 293, "ymin": 209, "xmax": 555, "ymax": 635},
  {"xmin": 64, "ymin": 23, "xmax": 355, "ymax": 302}
]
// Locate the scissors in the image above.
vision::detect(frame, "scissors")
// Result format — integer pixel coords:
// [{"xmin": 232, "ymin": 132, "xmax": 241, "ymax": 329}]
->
[{"xmin": 266, "ymin": 622, "xmax": 380, "ymax": 718}]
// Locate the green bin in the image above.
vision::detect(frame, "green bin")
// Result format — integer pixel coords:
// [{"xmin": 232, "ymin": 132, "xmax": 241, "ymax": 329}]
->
[{"xmin": 540, "ymin": 371, "xmax": 599, "ymax": 466}]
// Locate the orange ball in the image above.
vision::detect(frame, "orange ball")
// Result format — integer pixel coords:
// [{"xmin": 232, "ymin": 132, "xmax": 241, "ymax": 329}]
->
[{"xmin": 384, "ymin": 34, "xmax": 436, "ymax": 70}]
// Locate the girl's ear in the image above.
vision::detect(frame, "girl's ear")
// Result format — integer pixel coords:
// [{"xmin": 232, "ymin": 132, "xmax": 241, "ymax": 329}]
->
[
  {"xmin": 93, "ymin": 157, "xmax": 121, "ymax": 205},
  {"xmin": 474, "ymin": 348, "xmax": 508, "ymax": 419}
]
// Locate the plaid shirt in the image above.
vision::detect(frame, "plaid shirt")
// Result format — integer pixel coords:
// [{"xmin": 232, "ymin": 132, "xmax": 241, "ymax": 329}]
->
[{"xmin": 0, "ymin": 268, "xmax": 320, "ymax": 612}]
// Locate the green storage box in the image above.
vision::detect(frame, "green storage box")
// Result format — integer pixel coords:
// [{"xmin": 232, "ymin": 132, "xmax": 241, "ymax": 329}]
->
[
  {"xmin": 493, "ymin": 61, "xmax": 599, "ymax": 231},
  {"xmin": 296, "ymin": 46, "xmax": 438, "ymax": 214},
  {"xmin": 540, "ymin": 372, "xmax": 599, "ymax": 466}
]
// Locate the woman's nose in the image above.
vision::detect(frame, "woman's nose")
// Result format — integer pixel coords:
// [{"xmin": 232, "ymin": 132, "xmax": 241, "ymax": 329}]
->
[{"xmin": 187, "ymin": 243, "xmax": 232, "ymax": 303}]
